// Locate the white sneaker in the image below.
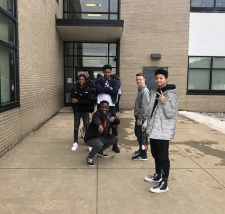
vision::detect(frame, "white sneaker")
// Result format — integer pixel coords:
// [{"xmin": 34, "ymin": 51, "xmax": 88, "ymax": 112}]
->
[
  {"xmin": 71, "ymin": 142, "xmax": 78, "ymax": 151},
  {"xmin": 88, "ymin": 146, "xmax": 92, "ymax": 152}
]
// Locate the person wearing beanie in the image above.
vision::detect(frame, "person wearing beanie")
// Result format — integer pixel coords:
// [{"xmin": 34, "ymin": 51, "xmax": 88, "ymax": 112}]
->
[
  {"xmin": 71, "ymin": 73, "xmax": 92, "ymax": 151},
  {"xmin": 142, "ymin": 68, "xmax": 178, "ymax": 193}
]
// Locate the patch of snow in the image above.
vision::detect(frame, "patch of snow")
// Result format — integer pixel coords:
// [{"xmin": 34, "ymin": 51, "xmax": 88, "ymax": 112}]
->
[{"xmin": 179, "ymin": 111, "xmax": 225, "ymax": 134}]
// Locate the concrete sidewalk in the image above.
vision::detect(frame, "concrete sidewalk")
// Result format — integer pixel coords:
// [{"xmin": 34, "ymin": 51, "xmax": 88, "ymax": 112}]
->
[{"xmin": 0, "ymin": 107, "xmax": 225, "ymax": 214}]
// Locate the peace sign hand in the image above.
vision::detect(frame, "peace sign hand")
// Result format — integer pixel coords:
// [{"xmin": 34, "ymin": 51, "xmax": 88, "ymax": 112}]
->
[{"xmin": 157, "ymin": 90, "xmax": 165, "ymax": 101}]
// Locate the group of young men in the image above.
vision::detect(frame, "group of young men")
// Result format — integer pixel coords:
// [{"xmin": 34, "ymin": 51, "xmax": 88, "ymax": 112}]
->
[
  {"xmin": 71, "ymin": 65, "xmax": 178, "ymax": 194},
  {"xmin": 71, "ymin": 65, "xmax": 121, "ymax": 164}
]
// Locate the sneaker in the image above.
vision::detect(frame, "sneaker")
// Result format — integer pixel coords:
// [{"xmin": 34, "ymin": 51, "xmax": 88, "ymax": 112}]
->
[
  {"xmin": 80, "ymin": 128, "xmax": 85, "ymax": 138},
  {"xmin": 87, "ymin": 157, "xmax": 95, "ymax": 167},
  {"xmin": 150, "ymin": 180, "xmax": 169, "ymax": 193},
  {"xmin": 88, "ymin": 146, "xmax": 92, "ymax": 152},
  {"xmin": 112, "ymin": 146, "xmax": 120, "ymax": 153},
  {"xmin": 132, "ymin": 154, "xmax": 147, "ymax": 161},
  {"xmin": 97, "ymin": 152, "xmax": 109, "ymax": 157},
  {"xmin": 134, "ymin": 150, "xmax": 140, "ymax": 155},
  {"xmin": 71, "ymin": 142, "xmax": 78, "ymax": 151},
  {"xmin": 144, "ymin": 173, "xmax": 162, "ymax": 183}
]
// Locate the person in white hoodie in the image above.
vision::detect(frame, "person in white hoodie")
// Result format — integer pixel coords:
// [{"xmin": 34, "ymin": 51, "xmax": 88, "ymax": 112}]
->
[{"xmin": 142, "ymin": 69, "xmax": 178, "ymax": 193}]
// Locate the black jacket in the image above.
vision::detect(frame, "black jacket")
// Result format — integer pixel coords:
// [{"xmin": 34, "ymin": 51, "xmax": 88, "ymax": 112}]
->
[
  {"xmin": 71, "ymin": 84, "xmax": 92, "ymax": 113},
  {"xmin": 84, "ymin": 110, "xmax": 120, "ymax": 141}
]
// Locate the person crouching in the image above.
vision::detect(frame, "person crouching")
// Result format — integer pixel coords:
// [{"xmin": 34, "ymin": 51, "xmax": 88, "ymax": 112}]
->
[{"xmin": 84, "ymin": 100, "xmax": 120, "ymax": 166}]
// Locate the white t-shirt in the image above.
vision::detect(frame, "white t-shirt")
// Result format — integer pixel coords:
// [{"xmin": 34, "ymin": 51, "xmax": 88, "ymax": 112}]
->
[{"xmin": 97, "ymin": 80, "xmax": 115, "ymax": 106}]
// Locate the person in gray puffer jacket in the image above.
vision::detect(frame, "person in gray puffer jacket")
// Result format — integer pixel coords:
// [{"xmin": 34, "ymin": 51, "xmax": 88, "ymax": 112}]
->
[{"xmin": 142, "ymin": 69, "xmax": 178, "ymax": 194}]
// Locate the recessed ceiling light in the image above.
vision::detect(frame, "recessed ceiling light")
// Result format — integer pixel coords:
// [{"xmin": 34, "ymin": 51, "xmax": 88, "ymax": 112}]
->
[{"xmin": 88, "ymin": 14, "xmax": 101, "ymax": 17}]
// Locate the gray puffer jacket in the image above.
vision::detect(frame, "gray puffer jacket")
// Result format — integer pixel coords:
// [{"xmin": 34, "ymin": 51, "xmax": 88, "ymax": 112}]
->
[{"xmin": 142, "ymin": 85, "xmax": 178, "ymax": 140}]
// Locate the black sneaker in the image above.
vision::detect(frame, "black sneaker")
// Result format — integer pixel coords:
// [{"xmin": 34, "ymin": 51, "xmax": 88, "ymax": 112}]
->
[
  {"xmin": 132, "ymin": 154, "xmax": 147, "ymax": 161},
  {"xmin": 97, "ymin": 152, "xmax": 109, "ymax": 157},
  {"xmin": 134, "ymin": 150, "xmax": 140, "ymax": 155},
  {"xmin": 112, "ymin": 146, "xmax": 120, "ymax": 153},
  {"xmin": 150, "ymin": 180, "xmax": 169, "ymax": 193},
  {"xmin": 87, "ymin": 157, "xmax": 95, "ymax": 166},
  {"xmin": 144, "ymin": 173, "xmax": 162, "ymax": 183}
]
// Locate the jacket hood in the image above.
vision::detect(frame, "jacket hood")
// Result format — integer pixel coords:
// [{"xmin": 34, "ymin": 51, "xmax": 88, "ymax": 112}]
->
[{"xmin": 157, "ymin": 84, "xmax": 176, "ymax": 93}]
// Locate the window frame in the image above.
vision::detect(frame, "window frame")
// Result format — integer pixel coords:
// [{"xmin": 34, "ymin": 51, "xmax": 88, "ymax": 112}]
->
[
  {"xmin": 0, "ymin": 0, "xmax": 20, "ymax": 113},
  {"xmin": 190, "ymin": 0, "xmax": 225, "ymax": 12},
  {"xmin": 187, "ymin": 56, "xmax": 225, "ymax": 95}
]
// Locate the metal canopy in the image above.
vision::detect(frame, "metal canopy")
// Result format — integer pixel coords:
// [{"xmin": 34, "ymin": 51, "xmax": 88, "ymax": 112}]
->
[{"xmin": 56, "ymin": 19, "xmax": 124, "ymax": 42}]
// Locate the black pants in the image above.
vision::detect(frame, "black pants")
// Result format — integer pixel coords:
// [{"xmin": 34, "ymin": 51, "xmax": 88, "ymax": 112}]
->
[
  {"xmin": 150, "ymin": 138, "xmax": 170, "ymax": 179},
  {"xmin": 85, "ymin": 135, "xmax": 118, "ymax": 159},
  {"xmin": 134, "ymin": 118, "xmax": 147, "ymax": 156},
  {"xmin": 74, "ymin": 112, "xmax": 90, "ymax": 142}
]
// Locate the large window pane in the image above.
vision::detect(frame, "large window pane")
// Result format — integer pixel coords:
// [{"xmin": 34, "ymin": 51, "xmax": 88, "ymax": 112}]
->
[
  {"xmin": 0, "ymin": 0, "xmax": 14, "ymax": 15},
  {"xmin": 80, "ymin": 13, "xmax": 109, "ymax": 20},
  {"xmin": 216, "ymin": 0, "xmax": 225, "ymax": 7},
  {"xmin": 66, "ymin": 92, "xmax": 71, "ymax": 104},
  {"xmin": 110, "ymin": 14, "xmax": 118, "ymax": 20},
  {"xmin": 189, "ymin": 57, "xmax": 211, "ymax": 68},
  {"xmin": 0, "ymin": 44, "xmax": 16, "ymax": 105},
  {"xmin": 188, "ymin": 69, "xmax": 210, "ymax": 90},
  {"xmin": 65, "ymin": 67, "xmax": 73, "ymax": 91},
  {"xmin": 65, "ymin": 43, "xmax": 73, "ymax": 55},
  {"xmin": 0, "ymin": 12, "xmax": 15, "ymax": 45},
  {"xmin": 109, "ymin": 43, "xmax": 116, "ymax": 56},
  {"xmin": 191, "ymin": 0, "xmax": 214, "ymax": 7},
  {"xmin": 80, "ymin": 0, "xmax": 109, "ymax": 13},
  {"xmin": 83, "ymin": 57, "xmax": 108, "ymax": 67},
  {"xmin": 65, "ymin": 56, "xmax": 73, "ymax": 66},
  {"xmin": 212, "ymin": 70, "xmax": 225, "ymax": 90},
  {"xmin": 213, "ymin": 58, "xmax": 225, "ymax": 68},
  {"xmin": 109, "ymin": 57, "xmax": 116, "ymax": 67},
  {"xmin": 82, "ymin": 43, "xmax": 108, "ymax": 56},
  {"xmin": 110, "ymin": 0, "xmax": 118, "ymax": 12}
]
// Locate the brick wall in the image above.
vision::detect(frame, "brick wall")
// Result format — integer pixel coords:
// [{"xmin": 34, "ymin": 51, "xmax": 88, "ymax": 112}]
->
[
  {"xmin": 119, "ymin": 0, "xmax": 225, "ymax": 112},
  {"xmin": 0, "ymin": 0, "xmax": 64, "ymax": 155}
]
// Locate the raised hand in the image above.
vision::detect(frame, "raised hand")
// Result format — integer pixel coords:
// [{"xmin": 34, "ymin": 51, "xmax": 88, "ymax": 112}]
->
[{"xmin": 157, "ymin": 90, "xmax": 165, "ymax": 101}]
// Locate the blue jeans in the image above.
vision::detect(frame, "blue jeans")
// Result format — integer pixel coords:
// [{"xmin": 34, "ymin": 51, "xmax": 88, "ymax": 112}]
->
[
  {"xmin": 74, "ymin": 112, "xmax": 90, "ymax": 142},
  {"xmin": 134, "ymin": 118, "xmax": 147, "ymax": 156}
]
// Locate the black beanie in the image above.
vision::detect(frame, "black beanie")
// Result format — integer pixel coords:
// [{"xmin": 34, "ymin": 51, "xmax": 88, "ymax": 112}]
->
[{"xmin": 155, "ymin": 69, "xmax": 168, "ymax": 78}]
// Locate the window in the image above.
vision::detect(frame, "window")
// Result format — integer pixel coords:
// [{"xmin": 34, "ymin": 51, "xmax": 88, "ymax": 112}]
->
[
  {"xmin": 0, "ymin": 0, "xmax": 19, "ymax": 112},
  {"xmin": 64, "ymin": 42, "xmax": 119, "ymax": 105},
  {"xmin": 187, "ymin": 57, "xmax": 225, "ymax": 94},
  {"xmin": 191, "ymin": 0, "xmax": 225, "ymax": 12},
  {"xmin": 64, "ymin": 42, "xmax": 117, "ymax": 67},
  {"xmin": 63, "ymin": 0, "xmax": 119, "ymax": 20}
]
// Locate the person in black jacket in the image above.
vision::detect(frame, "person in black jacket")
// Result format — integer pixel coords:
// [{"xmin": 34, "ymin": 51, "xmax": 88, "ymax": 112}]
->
[
  {"xmin": 71, "ymin": 73, "xmax": 92, "ymax": 151},
  {"xmin": 79, "ymin": 69, "xmax": 96, "ymax": 138},
  {"xmin": 84, "ymin": 100, "xmax": 120, "ymax": 166}
]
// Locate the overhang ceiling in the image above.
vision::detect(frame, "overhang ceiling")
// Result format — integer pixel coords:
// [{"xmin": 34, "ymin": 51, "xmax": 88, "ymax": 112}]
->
[{"xmin": 56, "ymin": 19, "xmax": 124, "ymax": 42}]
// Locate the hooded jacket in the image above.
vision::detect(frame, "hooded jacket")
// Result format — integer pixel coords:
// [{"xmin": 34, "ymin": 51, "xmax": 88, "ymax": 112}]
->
[
  {"xmin": 134, "ymin": 85, "xmax": 150, "ymax": 121},
  {"xmin": 142, "ymin": 84, "xmax": 178, "ymax": 140}
]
